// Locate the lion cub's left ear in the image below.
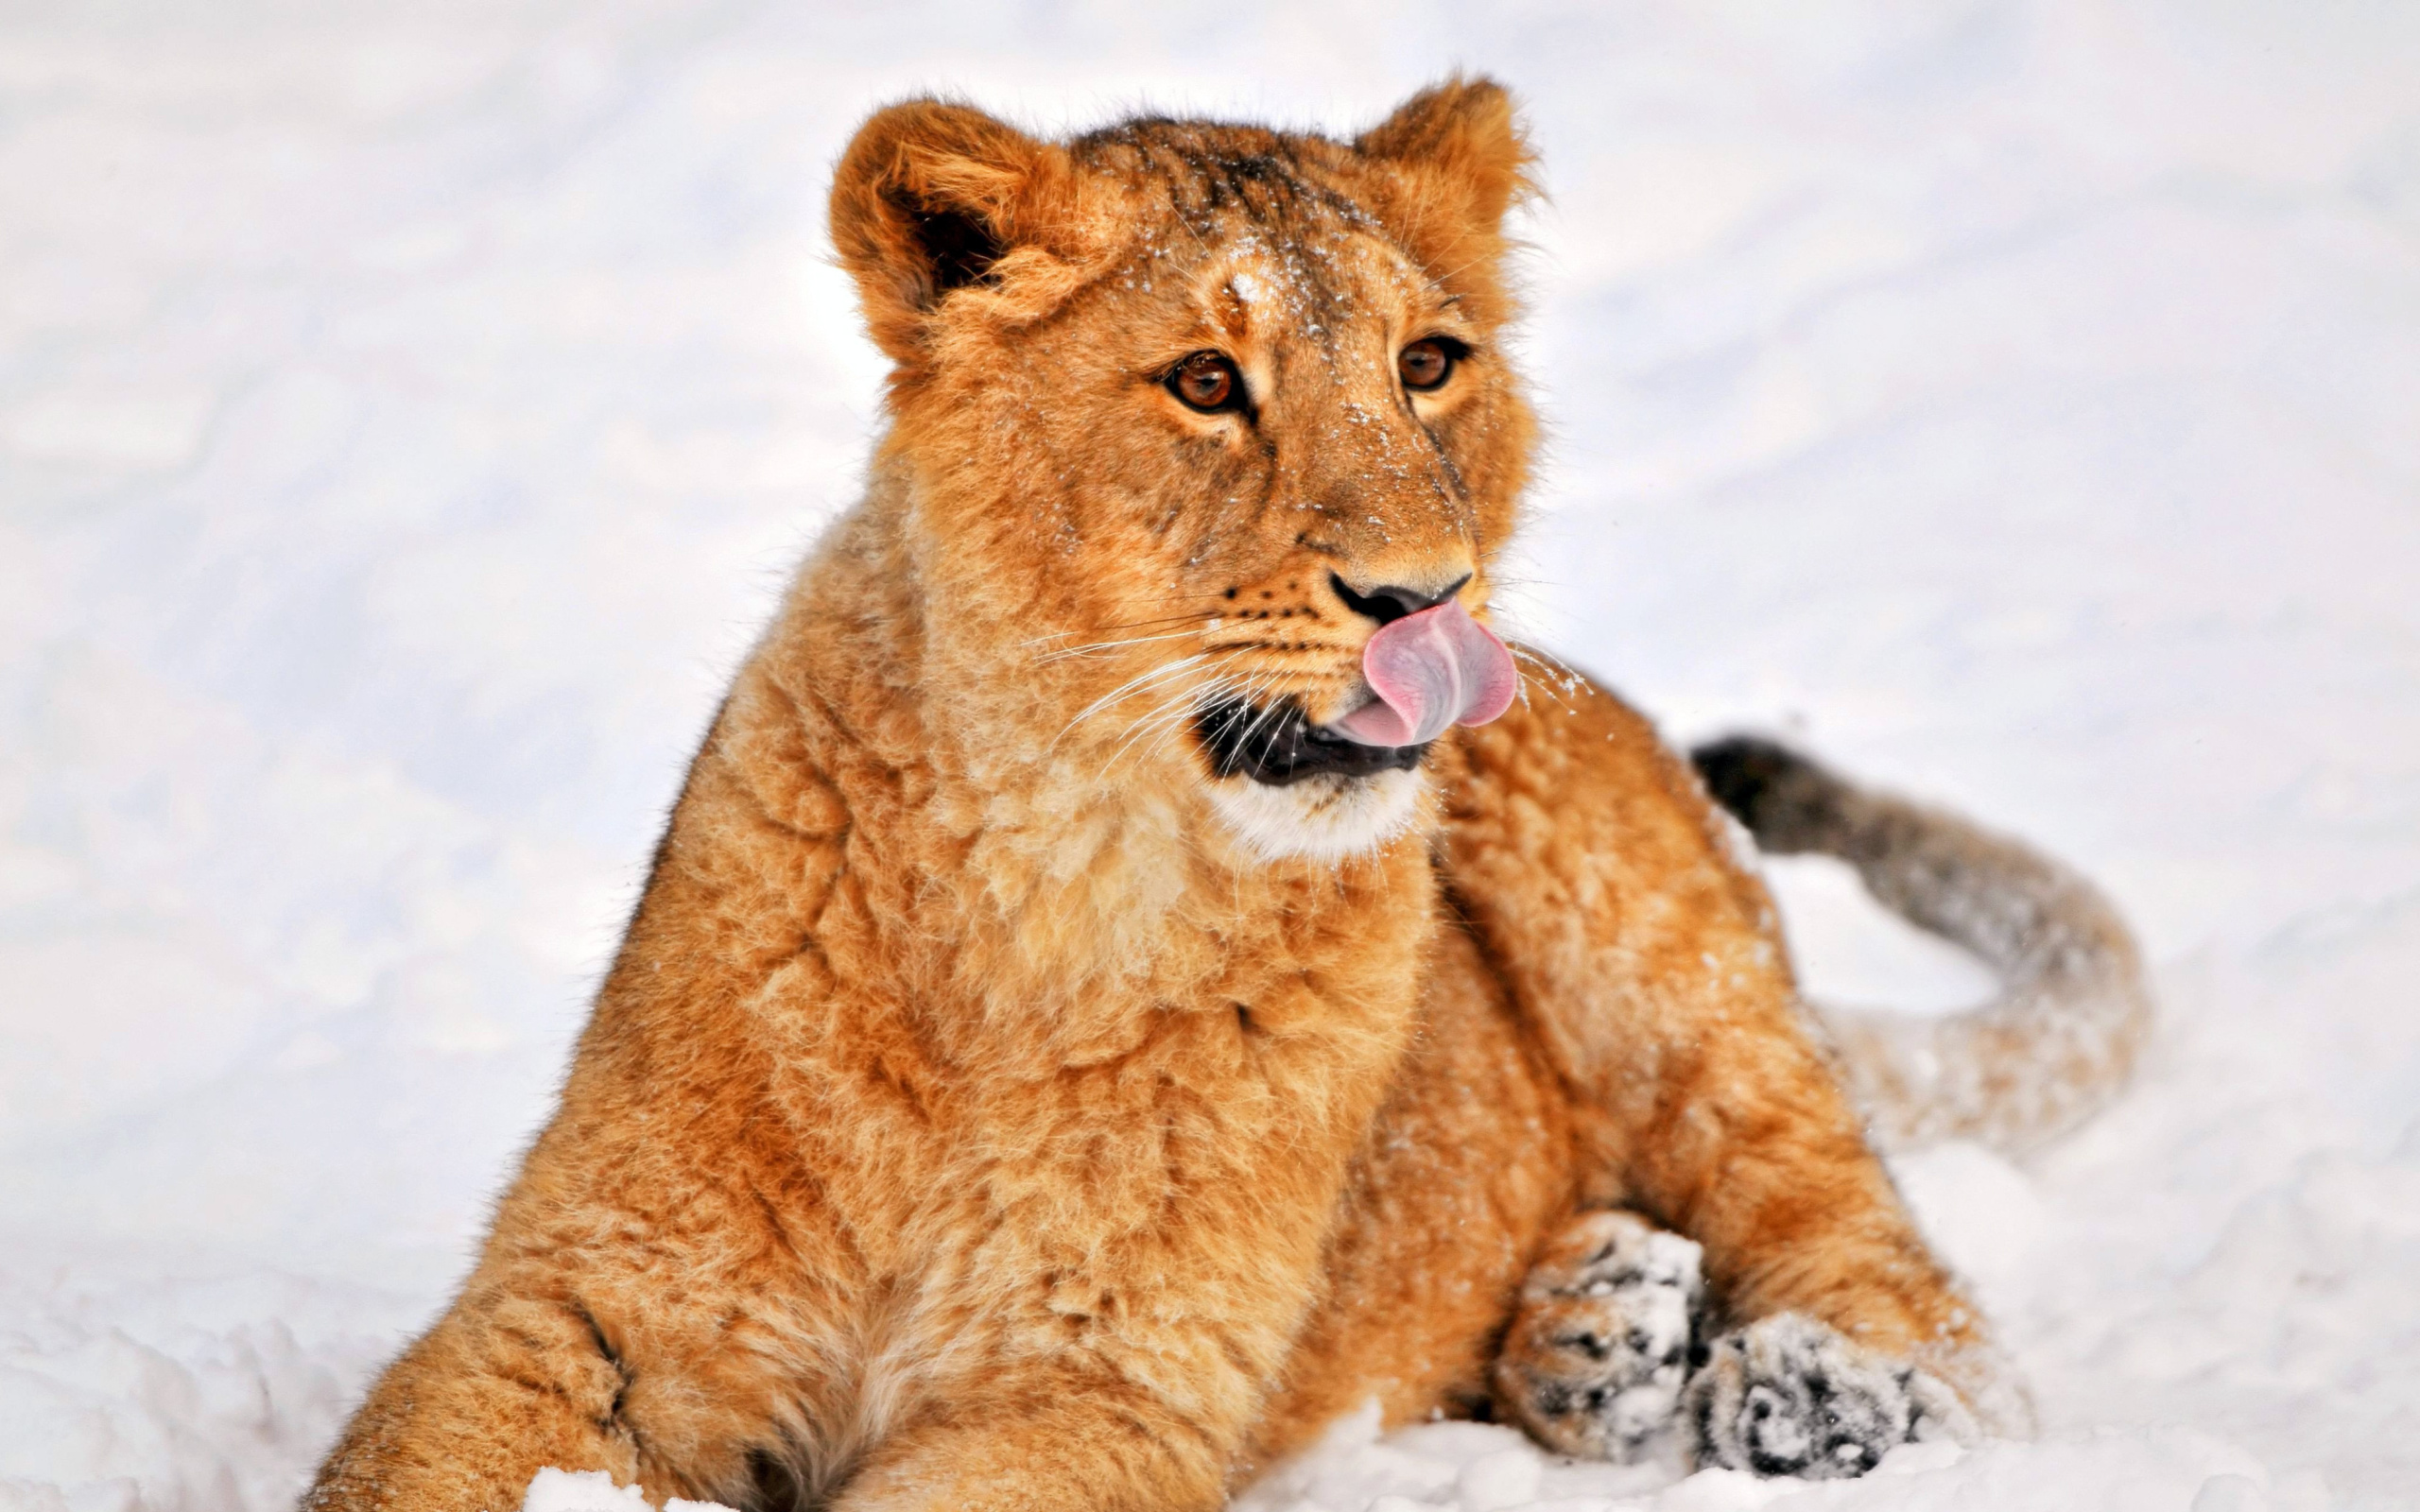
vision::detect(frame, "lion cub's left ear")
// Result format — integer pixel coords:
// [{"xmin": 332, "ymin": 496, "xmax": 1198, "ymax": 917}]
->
[
  {"xmin": 1355, "ymin": 77, "xmax": 1536, "ymax": 311},
  {"xmin": 829, "ymin": 99, "xmax": 1083, "ymax": 366}
]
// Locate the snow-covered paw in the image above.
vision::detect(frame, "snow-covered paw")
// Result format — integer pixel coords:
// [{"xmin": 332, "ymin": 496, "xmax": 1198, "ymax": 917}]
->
[
  {"xmin": 1495, "ymin": 1211, "xmax": 1705, "ymax": 1462},
  {"xmin": 1684, "ymin": 1314, "xmax": 1974, "ymax": 1480}
]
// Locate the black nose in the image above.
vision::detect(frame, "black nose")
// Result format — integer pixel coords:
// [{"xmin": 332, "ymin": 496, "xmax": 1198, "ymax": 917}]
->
[{"xmin": 1330, "ymin": 573, "xmax": 1472, "ymax": 627}]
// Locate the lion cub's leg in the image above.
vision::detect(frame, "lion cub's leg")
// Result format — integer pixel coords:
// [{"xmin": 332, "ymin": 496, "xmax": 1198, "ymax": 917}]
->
[
  {"xmin": 1444, "ymin": 675, "xmax": 2028, "ymax": 1460},
  {"xmin": 303, "ymin": 1294, "xmax": 645, "ymax": 1512},
  {"xmin": 1494, "ymin": 1211, "xmax": 1704, "ymax": 1463}
]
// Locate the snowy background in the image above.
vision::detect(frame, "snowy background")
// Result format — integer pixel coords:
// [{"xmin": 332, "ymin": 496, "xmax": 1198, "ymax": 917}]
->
[{"xmin": 3, "ymin": 2, "xmax": 2417, "ymax": 1509}]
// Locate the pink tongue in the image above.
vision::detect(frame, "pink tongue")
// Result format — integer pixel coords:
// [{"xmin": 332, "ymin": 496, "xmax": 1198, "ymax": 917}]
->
[{"xmin": 1328, "ymin": 599, "xmax": 1519, "ymax": 747}]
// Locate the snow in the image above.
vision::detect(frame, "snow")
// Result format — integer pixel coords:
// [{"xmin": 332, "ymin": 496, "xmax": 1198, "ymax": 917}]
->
[
  {"xmin": 1233, "ymin": 1404, "xmax": 2288, "ymax": 1512},
  {"xmin": 517, "ymin": 1469, "xmax": 727, "ymax": 1512},
  {"xmin": 3, "ymin": 2, "xmax": 2416, "ymax": 1510}
]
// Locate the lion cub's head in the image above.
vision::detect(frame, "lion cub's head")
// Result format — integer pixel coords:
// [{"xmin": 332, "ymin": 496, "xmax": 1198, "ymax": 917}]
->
[{"xmin": 829, "ymin": 80, "xmax": 1537, "ymax": 863}]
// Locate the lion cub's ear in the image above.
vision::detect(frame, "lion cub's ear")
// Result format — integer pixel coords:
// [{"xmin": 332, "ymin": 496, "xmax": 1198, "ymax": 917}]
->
[
  {"xmin": 1355, "ymin": 77, "xmax": 1536, "ymax": 311},
  {"xmin": 829, "ymin": 100, "xmax": 1080, "ymax": 365}
]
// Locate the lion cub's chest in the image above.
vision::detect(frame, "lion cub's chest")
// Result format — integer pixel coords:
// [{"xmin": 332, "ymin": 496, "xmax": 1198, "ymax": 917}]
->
[{"xmin": 861, "ymin": 841, "xmax": 1443, "ymax": 1274}]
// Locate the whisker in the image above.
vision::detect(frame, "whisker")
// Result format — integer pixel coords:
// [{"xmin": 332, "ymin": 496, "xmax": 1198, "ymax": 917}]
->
[
  {"xmin": 1019, "ymin": 600, "xmax": 1240, "ymax": 651},
  {"xmin": 1140, "ymin": 698, "xmax": 1218, "ymax": 767},
  {"xmin": 1509, "ymin": 644, "xmax": 1584, "ymax": 714},
  {"xmin": 1103, "ymin": 703, "xmax": 1209, "ymax": 779},
  {"xmin": 1230, "ymin": 678, "xmax": 1302, "ymax": 756},
  {"xmin": 1051, "ymin": 654, "xmax": 1219, "ymax": 751},
  {"xmin": 1510, "ymin": 641, "xmax": 1590, "ymax": 685},
  {"xmin": 1098, "ymin": 670, "xmax": 1244, "ymax": 780},
  {"xmin": 1034, "ymin": 625, "xmax": 1213, "ymax": 665},
  {"xmin": 1083, "ymin": 603, "xmax": 1238, "ymax": 634},
  {"xmin": 1070, "ymin": 646, "xmax": 1258, "ymax": 751},
  {"xmin": 1117, "ymin": 661, "xmax": 1292, "ymax": 779},
  {"xmin": 1141, "ymin": 668, "xmax": 1278, "ymax": 777}
]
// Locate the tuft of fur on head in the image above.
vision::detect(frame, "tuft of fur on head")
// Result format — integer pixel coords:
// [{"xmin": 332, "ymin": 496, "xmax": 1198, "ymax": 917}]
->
[{"xmin": 1206, "ymin": 769, "xmax": 1426, "ymax": 864}]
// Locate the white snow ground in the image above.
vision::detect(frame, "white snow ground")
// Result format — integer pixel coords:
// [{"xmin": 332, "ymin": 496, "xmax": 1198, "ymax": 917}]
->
[{"xmin": 3, "ymin": 3, "xmax": 2416, "ymax": 1509}]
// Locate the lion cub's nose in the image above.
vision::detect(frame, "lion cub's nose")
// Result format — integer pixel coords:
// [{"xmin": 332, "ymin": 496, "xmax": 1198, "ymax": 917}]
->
[{"xmin": 1330, "ymin": 572, "xmax": 1473, "ymax": 627}]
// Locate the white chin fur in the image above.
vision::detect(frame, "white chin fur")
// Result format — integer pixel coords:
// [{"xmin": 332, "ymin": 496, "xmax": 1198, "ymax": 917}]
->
[{"xmin": 1206, "ymin": 767, "xmax": 1424, "ymax": 863}]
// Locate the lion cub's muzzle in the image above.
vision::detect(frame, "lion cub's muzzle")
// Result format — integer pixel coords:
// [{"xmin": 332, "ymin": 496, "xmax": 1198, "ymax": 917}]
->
[{"xmin": 1196, "ymin": 595, "xmax": 1518, "ymax": 787}]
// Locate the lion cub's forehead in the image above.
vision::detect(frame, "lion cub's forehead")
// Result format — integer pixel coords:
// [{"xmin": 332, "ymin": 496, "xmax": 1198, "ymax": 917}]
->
[
  {"xmin": 1212, "ymin": 229, "xmax": 1428, "ymax": 328},
  {"xmin": 1073, "ymin": 121, "xmax": 1440, "ymax": 350}
]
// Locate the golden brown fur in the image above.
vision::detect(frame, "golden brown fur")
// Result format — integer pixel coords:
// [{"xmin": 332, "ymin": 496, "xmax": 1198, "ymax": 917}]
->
[
  {"xmin": 1689, "ymin": 736, "xmax": 2152, "ymax": 1157},
  {"xmin": 304, "ymin": 81, "xmax": 2059, "ymax": 1512}
]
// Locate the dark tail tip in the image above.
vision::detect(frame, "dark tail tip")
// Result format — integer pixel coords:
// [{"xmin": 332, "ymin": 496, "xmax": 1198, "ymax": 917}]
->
[{"xmin": 1687, "ymin": 735, "xmax": 1855, "ymax": 855}]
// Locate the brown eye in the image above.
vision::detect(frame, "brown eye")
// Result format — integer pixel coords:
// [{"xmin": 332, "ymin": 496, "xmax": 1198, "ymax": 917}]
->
[
  {"xmin": 1398, "ymin": 336, "xmax": 1461, "ymax": 392},
  {"xmin": 1168, "ymin": 351, "xmax": 1243, "ymax": 413}
]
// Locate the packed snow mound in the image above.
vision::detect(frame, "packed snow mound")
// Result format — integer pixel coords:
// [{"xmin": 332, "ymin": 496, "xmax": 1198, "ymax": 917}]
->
[
  {"xmin": 517, "ymin": 1469, "xmax": 731, "ymax": 1512},
  {"xmin": 4, "ymin": 2, "xmax": 2418, "ymax": 1511}
]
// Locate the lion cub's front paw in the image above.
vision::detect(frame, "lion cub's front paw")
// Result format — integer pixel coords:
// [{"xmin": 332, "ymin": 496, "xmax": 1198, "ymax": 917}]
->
[
  {"xmin": 1684, "ymin": 1314, "xmax": 1974, "ymax": 1480},
  {"xmin": 1495, "ymin": 1211, "xmax": 1706, "ymax": 1462}
]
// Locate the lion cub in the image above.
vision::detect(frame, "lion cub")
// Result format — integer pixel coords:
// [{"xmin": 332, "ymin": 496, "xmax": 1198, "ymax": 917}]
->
[{"xmin": 307, "ymin": 80, "xmax": 2146, "ymax": 1511}]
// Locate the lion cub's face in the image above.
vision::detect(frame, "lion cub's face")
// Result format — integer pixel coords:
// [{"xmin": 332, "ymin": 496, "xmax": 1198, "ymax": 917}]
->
[{"xmin": 832, "ymin": 85, "xmax": 1536, "ymax": 861}]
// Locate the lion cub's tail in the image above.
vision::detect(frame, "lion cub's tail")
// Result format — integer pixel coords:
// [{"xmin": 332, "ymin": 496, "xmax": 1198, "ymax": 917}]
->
[{"xmin": 1691, "ymin": 736, "xmax": 2152, "ymax": 1159}]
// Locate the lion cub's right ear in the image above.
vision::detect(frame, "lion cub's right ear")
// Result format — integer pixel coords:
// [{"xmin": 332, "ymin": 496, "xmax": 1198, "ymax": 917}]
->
[{"xmin": 829, "ymin": 100, "xmax": 1081, "ymax": 366}]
